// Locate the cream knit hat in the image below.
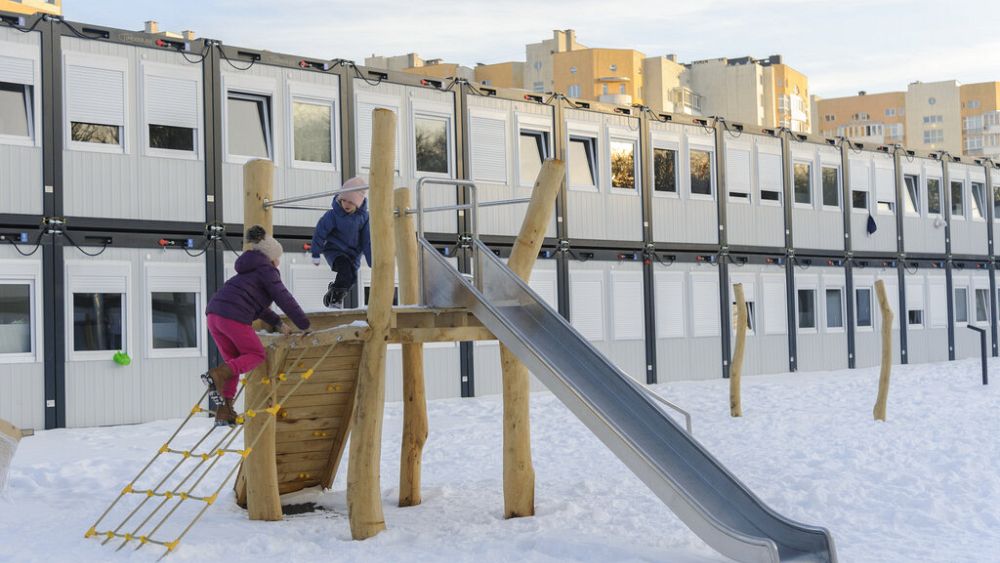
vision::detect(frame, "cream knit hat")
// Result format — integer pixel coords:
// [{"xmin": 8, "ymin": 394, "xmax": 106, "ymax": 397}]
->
[{"xmin": 246, "ymin": 225, "xmax": 283, "ymax": 261}]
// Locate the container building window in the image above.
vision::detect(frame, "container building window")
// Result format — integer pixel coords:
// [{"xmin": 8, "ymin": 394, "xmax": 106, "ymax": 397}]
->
[
  {"xmin": 144, "ymin": 71, "xmax": 199, "ymax": 154},
  {"xmin": 73, "ymin": 293, "xmax": 124, "ymax": 352},
  {"xmin": 568, "ymin": 135, "xmax": 597, "ymax": 189},
  {"xmin": 151, "ymin": 292, "xmax": 198, "ymax": 349},
  {"xmin": 653, "ymin": 147, "xmax": 677, "ymax": 193},
  {"xmin": 797, "ymin": 289, "xmax": 816, "ymax": 329},
  {"xmin": 0, "ymin": 283, "xmax": 31, "ymax": 355},
  {"xmin": 927, "ymin": 178, "xmax": 942, "ymax": 214},
  {"xmin": 954, "ymin": 287, "xmax": 968, "ymax": 323},
  {"xmin": 856, "ymin": 288, "xmax": 873, "ymax": 328},
  {"xmin": 908, "ymin": 308, "xmax": 923, "ymax": 326},
  {"xmin": 994, "ymin": 184, "xmax": 1000, "ymax": 219},
  {"xmin": 793, "ymin": 162, "xmax": 812, "ymax": 205},
  {"xmin": 971, "ymin": 182, "xmax": 986, "ymax": 220},
  {"xmin": 414, "ymin": 115, "xmax": 450, "ymax": 174},
  {"xmin": 825, "ymin": 288, "xmax": 844, "ymax": 329},
  {"xmin": 293, "ymin": 100, "xmax": 333, "ymax": 164},
  {"xmin": 689, "ymin": 148, "xmax": 713, "ymax": 196},
  {"xmin": 519, "ymin": 130, "xmax": 548, "ymax": 186},
  {"xmin": 66, "ymin": 60, "xmax": 126, "ymax": 150},
  {"xmin": 610, "ymin": 139, "xmax": 636, "ymax": 190},
  {"xmin": 903, "ymin": 174, "xmax": 920, "ymax": 215},
  {"xmin": 852, "ymin": 190, "xmax": 869, "ymax": 210},
  {"xmin": 227, "ymin": 92, "xmax": 272, "ymax": 159},
  {"xmin": 951, "ymin": 180, "xmax": 965, "ymax": 218},
  {"xmin": 758, "ymin": 152, "xmax": 782, "ymax": 204},
  {"xmin": 0, "ymin": 82, "xmax": 32, "ymax": 139},
  {"xmin": 822, "ymin": 166, "xmax": 840, "ymax": 208},
  {"xmin": 975, "ymin": 288, "xmax": 989, "ymax": 324}
]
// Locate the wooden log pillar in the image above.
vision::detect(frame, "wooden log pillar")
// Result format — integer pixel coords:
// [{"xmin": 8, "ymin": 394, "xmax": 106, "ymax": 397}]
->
[
  {"xmin": 501, "ymin": 159, "xmax": 565, "ymax": 518},
  {"xmin": 241, "ymin": 158, "xmax": 282, "ymax": 521},
  {"xmin": 347, "ymin": 108, "xmax": 396, "ymax": 539},
  {"xmin": 394, "ymin": 188, "xmax": 428, "ymax": 507},
  {"xmin": 873, "ymin": 279, "xmax": 894, "ymax": 421},
  {"xmin": 0, "ymin": 418, "xmax": 21, "ymax": 492},
  {"xmin": 730, "ymin": 283, "xmax": 747, "ymax": 417},
  {"xmin": 244, "ymin": 345, "xmax": 287, "ymax": 520}
]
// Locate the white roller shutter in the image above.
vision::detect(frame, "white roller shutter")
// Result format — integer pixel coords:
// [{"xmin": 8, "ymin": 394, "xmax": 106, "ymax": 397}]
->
[
  {"xmin": 726, "ymin": 148, "xmax": 751, "ymax": 192},
  {"xmin": 906, "ymin": 280, "xmax": 924, "ymax": 311},
  {"xmin": 758, "ymin": 152, "xmax": 782, "ymax": 192},
  {"xmin": 655, "ymin": 271, "xmax": 684, "ymax": 338},
  {"xmin": 356, "ymin": 98, "xmax": 400, "ymax": 172},
  {"xmin": 66, "ymin": 63, "xmax": 125, "ymax": 126},
  {"xmin": 612, "ymin": 271, "xmax": 643, "ymax": 340},
  {"xmin": 691, "ymin": 272, "xmax": 720, "ymax": 337},
  {"xmin": 570, "ymin": 272, "xmax": 605, "ymax": 341},
  {"xmin": 145, "ymin": 73, "xmax": 199, "ymax": 129},
  {"xmin": 875, "ymin": 165, "xmax": 895, "ymax": 204},
  {"xmin": 762, "ymin": 274, "xmax": 787, "ymax": 335},
  {"xmin": 0, "ymin": 55, "xmax": 34, "ymax": 85},
  {"xmin": 850, "ymin": 158, "xmax": 871, "ymax": 191},
  {"xmin": 470, "ymin": 115, "xmax": 507, "ymax": 183}
]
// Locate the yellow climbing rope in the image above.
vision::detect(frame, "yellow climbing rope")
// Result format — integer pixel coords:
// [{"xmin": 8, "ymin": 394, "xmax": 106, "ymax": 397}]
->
[{"xmin": 83, "ymin": 333, "xmax": 346, "ymax": 559}]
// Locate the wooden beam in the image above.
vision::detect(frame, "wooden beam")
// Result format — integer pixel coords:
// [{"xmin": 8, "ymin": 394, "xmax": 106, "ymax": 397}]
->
[
  {"xmin": 394, "ymin": 187, "xmax": 428, "ymax": 508},
  {"xmin": 730, "ymin": 283, "xmax": 747, "ymax": 418},
  {"xmin": 244, "ymin": 345, "xmax": 287, "ymax": 521},
  {"xmin": 347, "ymin": 107, "xmax": 396, "ymax": 540},
  {"xmin": 873, "ymin": 279, "xmax": 894, "ymax": 421},
  {"xmin": 501, "ymin": 158, "xmax": 565, "ymax": 518}
]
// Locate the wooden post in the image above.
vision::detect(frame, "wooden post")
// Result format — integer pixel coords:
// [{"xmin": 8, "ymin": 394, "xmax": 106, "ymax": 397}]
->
[
  {"xmin": 0, "ymin": 418, "xmax": 21, "ymax": 492},
  {"xmin": 501, "ymin": 159, "xmax": 565, "ymax": 519},
  {"xmin": 873, "ymin": 279, "xmax": 894, "ymax": 421},
  {"xmin": 244, "ymin": 345, "xmax": 287, "ymax": 521},
  {"xmin": 730, "ymin": 283, "xmax": 747, "ymax": 417},
  {"xmin": 241, "ymin": 158, "xmax": 282, "ymax": 520},
  {"xmin": 347, "ymin": 108, "xmax": 396, "ymax": 539},
  {"xmin": 243, "ymin": 159, "xmax": 274, "ymax": 240},
  {"xmin": 394, "ymin": 188, "xmax": 428, "ymax": 507}
]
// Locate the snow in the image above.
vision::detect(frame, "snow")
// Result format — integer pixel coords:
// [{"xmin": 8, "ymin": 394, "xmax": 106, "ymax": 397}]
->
[{"xmin": 2, "ymin": 358, "xmax": 1000, "ymax": 562}]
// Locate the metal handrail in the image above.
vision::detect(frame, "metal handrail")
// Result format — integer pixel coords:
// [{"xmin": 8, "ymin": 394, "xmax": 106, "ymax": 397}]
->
[
  {"xmin": 965, "ymin": 325, "xmax": 989, "ymax": 385},
  {"xmin": 643, "ymin": 388, "xmax": 693, "ymax": 434},
  {"xmin": 262, "ymin": 184, "xmax": 370, "ymax": 209}
]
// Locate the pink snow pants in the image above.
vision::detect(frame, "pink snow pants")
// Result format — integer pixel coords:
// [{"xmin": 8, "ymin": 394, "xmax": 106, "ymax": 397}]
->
[{"xmin": 206, "ymin": 314, "xmax": 266, "ymax": 399}]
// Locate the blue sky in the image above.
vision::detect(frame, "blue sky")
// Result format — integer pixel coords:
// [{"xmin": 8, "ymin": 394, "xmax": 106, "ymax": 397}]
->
[{"xmin": 67, "ymin": 0, "xmax": 1000, "ymax": 98}]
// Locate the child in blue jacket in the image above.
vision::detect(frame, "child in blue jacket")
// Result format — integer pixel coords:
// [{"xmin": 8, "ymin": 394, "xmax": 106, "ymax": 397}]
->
[{"xmin": 311, "ymin": 176, "xmax": 372, "ymax": 307}]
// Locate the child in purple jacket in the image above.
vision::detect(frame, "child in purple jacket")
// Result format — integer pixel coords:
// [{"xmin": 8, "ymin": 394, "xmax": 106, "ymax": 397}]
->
[{"xmin": 202, "ymin": 226, "xmax": 310, "ymax": 426}]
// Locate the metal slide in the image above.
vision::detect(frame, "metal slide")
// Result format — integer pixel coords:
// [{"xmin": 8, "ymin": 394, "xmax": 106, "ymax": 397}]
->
[{"xmin": 420, "ymin": 238, "xmax": 836, "ymax": 563}]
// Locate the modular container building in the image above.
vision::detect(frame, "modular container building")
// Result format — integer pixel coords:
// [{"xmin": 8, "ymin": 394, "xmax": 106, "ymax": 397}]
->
[{"xmin": 3, "ymin": 11, "xmax": 1000, "ymax": 430}]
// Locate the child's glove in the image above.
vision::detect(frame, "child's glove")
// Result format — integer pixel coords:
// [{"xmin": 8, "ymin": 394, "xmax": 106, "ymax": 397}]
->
[{"xmin": 311, "ymin": 256, "xmax": 321, "ymax": 266}]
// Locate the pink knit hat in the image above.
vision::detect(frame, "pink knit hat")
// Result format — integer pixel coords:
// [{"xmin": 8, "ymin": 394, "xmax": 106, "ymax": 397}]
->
[{"xmin": 338, "ymin": 176, "xmax": 368, "ymax": 208}]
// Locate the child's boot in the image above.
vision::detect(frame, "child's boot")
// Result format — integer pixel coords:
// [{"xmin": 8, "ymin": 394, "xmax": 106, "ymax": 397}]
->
[
  {"xmin": 201, "ymin": 363, "xmax": 234, "ymax": 405},
  {"xmin": 323, "ymin": 283, "xmax": 347, "ymax": 309},
  {"xmin": 214, "ymin": 398, "xmax": 238, "ymax": 427}
]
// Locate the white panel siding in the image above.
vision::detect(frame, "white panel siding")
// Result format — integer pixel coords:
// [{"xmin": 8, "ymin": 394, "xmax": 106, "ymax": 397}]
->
[
  {"xmin": 62, "ymin": 38, "xmax": 204, "ymax": 223},
  {"xmin": 468, "ymin": 95, "xmax": 556, "ymax": 239},
  {"xmin": 791, "ymin": 143, "xmax": 845, "ymax": 252},
  {"xmin": 849, "ymin": 152, "xmax": 897, "ymax": 253},
  {"xmin": 222, "ymin": 64, "xmax": 341, "ymax": 228},
  {"xmin": 0, "ymin": 29, "xmax": 43, "ymax": 215},
  {"xmin": 565, "ymin": 108, "xmax": 642, "ymax": 242},
  {"xmin": 656, "ymin": 263, "xmax": 721, "ymax": 382},
  {"xmin": 63, "ymin": 247, "xmax": 208, "ymax": 428},
  {"xmin": 725, "ymin": 135, "xmax": 784, "ymax": 249},
  {"xmin": 651, "ymin": 121, "xmax": 718, "ymax": 245},
  {"xmin": 0, "ymin": 247, "xmax": 44, "ymax": 430}
]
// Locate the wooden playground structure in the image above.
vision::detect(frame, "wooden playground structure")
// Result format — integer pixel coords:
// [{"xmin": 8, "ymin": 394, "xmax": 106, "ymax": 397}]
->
[{"xmin": 84, "ymin": 108, "xmax": 564, "ymax": 553}]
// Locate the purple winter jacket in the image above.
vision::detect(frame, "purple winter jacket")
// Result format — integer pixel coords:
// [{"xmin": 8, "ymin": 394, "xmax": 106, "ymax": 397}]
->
[{"xmin": 206, "ymin": 250, "xmax": 310, "ymax": 330}]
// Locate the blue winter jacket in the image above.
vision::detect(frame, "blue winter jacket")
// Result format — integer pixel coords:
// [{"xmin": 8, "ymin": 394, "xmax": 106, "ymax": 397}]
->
[{"xmin": 311, "ymin": 195, "xmax": 372, "ymax": 269}]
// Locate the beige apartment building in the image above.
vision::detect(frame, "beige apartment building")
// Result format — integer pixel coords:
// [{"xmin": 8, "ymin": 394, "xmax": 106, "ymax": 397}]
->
[
  {"xmin": 0, "ymin": 0, "xmax": 60, "ymax": 15},
  {"xmin": 643, "ymin": 54, "xmax": 699, "ymax": 114},
  {"xmin": 365, "ymin": 53, "xmax": 474, "ymax": 81},
  {"xmin": 473, "ymin": 62, "xmax": 524, "ymax": 89},
  {"xmin": 960, "ymin": 82, "xmax": 1000, "ymax": 158},
  {"xmin": 814, "ymin": 91, "xmax": 906, "ymax": 145},
  {"xmin": 524, "ymin": 29, "xmax": 585, "ymax": 93},
  {"xmin": 553, "ymin": 48, "xmax": 645, "ymax": 105},
  {"xmin": 815, "ymin": 80, "xmax": 1000, "ymax": 156}
]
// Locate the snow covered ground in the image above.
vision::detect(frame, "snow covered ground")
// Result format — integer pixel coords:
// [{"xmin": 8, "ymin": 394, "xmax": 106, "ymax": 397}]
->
[{"xmin": 2, "ymin": 358, "xmax": 1000, "ymax": 563}]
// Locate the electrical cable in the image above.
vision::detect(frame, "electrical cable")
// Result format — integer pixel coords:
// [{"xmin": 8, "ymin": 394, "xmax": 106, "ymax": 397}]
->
[
  {"xmin": 5, "ymin": 231, "xmax": 44, "ymax": 257},
  {"xmin": 216, "ymin": 44, "xmax": 256, "ymax": 71},
  {"xmin": 62, "ymin": 231, "xmax": 109, "ymax": 257}
]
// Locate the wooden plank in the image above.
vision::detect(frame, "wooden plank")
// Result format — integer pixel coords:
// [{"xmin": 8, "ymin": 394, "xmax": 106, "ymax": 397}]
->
[
  {"xmin": 280, "ymin": 403, "xmax": 351, "ymax": 420},
  {"xmin": 276, "ymin": 439, "xmax": 333, "ymax": 455},
  {"xmin": 275, "ymin": 459, "xmax": 328, "ymax": 475},
  {"xmin": 281, "ymin": 391, "xmax": 353, "ymax": 409},
  {"xmin": 275, "ymin": 451, "xmax": 336, "ymax": 465},
  {"xmin": 278, "ymin": 479, "xmax": 320, "ymax": 495},
  {"xmin": 280, "ymin": 352, "xmax": 362, "ymax": 368},
  {"xmin": 274, "ymin": 428, "xmax": 342, "ymax": 443},
  {"xmin": 276, "ymin": 381, "xmax": 354, "ymax": 396},
  {"xmin": 392, "ymin": 326, "xmax": 495, "ymax": 344},
  {"xmin": 276, "ymin": 416, "xmax": 342, "ymax": 433}
]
